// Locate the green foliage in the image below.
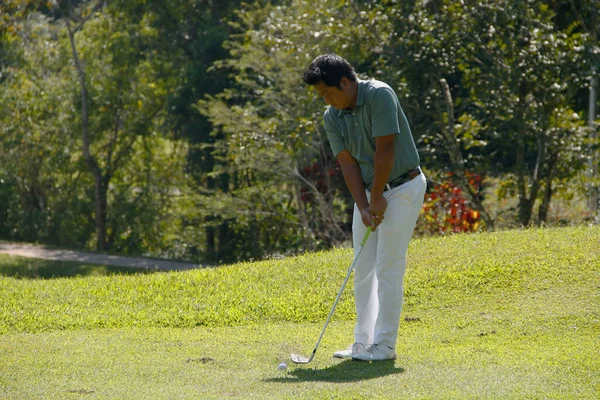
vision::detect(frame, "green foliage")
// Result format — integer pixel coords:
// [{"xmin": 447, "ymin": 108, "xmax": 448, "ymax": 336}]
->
[
  {"xmin": 0, "ymin": 4, "xmax": 190, "ymax": 255},
  {"xmin": 73, "ymin": 8, "xmax": 191, "ymax": 254},
  {"xmin": 0, "ymin": 0, "xmax": 597, "ymax": 262},
  {"xmin": 0, "ymin": 13, "xmax": 92, "ymax": 245},
  {"xmin": 378, "ymin": 0, "xmax": 592, "ymax": 227}
]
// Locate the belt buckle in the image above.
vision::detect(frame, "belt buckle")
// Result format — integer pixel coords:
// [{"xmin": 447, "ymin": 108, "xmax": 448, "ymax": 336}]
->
[
  {"xmin": 408, "ymin": 168, "xmax": 420, "ymax": 180},
  {"xmin": 384, "ymin": 167, "xmax": 420, "ymax": 192}
]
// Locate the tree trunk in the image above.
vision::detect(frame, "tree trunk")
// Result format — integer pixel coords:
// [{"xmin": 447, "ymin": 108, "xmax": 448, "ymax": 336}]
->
[
  {"xmin": 439, "ymin": 78, "xmax": 495, "ymax": 230},
  {"xmin": 519, "ymin": 135, "xmax": 546, "ymax": 226},
  {"xmin": 516, "ymin": 130, "xmax": 528, "ymax": 224},
  {"xmin": 217, "ymin": 220, "xmax": 230, "ymax": 263},
  {"xmin": 217, "ymin": 169, "xmax": 231, "ymax": 261},
  {"xmin": 206, "ymin": 224, "xmax": 216, "ymax": 262},
  {"xmin": 538, "ymin": 153, "xmax": 558, "ymax": 224},
  {"xmin": 95, "ymin": 178, "xmax": 109, "ymax": 250},
  {"xmin": 205, "ymin": 169, "xmax": 216, "ymax": 261},
  {"xmin": 514, "ymin": 81, "xmax": 534, "ymax": 227},
  {"xmin": 66, "ymin": 19, "xmax": 107, "ymax": 251},
  {"xmin": 588, "ymin": 71, "xmax": 598, "ymax": 214}
]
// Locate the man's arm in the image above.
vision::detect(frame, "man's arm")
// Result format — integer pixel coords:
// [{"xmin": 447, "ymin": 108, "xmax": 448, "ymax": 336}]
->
[
  {"xmin": 336, "ymin": 149, "xmax": 374, "ymax": 228},
  {"xmin": 369, "ymin": 134, "xmax": 395, "ymax": 220},
  {"xmin": 337, "ymin": 149, "xmax": 368, "ymax": 210}
]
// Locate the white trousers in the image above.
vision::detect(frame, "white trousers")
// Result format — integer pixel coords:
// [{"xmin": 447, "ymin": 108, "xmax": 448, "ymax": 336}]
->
[{"xmin": 352, "ymin": 172, "xmax": 426, "ymax": 348}]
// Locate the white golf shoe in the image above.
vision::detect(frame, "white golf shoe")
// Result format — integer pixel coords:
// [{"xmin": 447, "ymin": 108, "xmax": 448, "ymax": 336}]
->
[
  {"xmin": 333, "ymin": 342, "xmax": 367, "ymax": 359},
  {"xmin": 352, "ymin": 343, "xmax": 397, "ymax": 361}
]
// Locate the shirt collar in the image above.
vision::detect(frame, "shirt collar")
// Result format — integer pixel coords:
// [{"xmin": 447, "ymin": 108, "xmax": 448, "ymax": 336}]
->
[{"xmin": 336, "ymin": 79, "xmax": 365, "ymax": 117}]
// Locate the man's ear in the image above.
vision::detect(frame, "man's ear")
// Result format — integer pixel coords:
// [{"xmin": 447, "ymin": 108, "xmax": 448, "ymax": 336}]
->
[{"xmin": 340, "ymin": 76, "xmax": 348, "ymax": 89}]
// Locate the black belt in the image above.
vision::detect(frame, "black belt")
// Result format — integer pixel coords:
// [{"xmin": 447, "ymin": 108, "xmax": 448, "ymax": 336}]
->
[{"xmin": 384, "ymin": 167, "xmax": 421, "ymax": 192}]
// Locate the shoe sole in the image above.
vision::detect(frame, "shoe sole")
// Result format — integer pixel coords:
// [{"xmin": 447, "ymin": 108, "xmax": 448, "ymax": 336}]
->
[{"xmin": 351, "ymin": 355, "xmax": 397, "ymax": 362}]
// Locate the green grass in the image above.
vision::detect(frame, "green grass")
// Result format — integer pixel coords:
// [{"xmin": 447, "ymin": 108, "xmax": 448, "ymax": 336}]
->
[{"xmin": 1, "ymin": 226, "xmax": 599, "ymax": 399}]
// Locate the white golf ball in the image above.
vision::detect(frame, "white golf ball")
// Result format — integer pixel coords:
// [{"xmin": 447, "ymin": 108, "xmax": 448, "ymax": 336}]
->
[{"xmin": 277, "ymin": 362, "xmax": 287, "ymax": 371}]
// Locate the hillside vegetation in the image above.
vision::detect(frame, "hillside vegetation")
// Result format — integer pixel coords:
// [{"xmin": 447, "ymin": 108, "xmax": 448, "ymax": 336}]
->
[{"xmin": 1, "ymin": 226, "xmax": 598, "ymax": 334}]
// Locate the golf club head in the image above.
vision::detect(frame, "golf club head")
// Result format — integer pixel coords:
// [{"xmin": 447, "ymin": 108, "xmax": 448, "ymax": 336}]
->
[{"xmin": 290, "ymin": 353, "xmax": 311, "ymax": 364}]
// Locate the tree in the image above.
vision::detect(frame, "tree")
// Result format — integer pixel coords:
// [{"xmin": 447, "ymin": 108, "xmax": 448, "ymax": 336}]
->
[
  {"xmin": 0, "ymin": 11, "xmax": 93, "ymax": 244},
  {"xmin": 379, "ymin": 1, "xmax": 497, "ymax": 229},
  {"xmin": 199, "ymin": 0, "xmax": 393, "ymax": 260},
  {"xmin": 59, "ymin": 1, "xmax": 185, "ymax": 251},
  {"xmin": 381, "ymin": 0, "xmax": 588, "ymax": 228},
  {"xmin": 562, "ymin": 0, "xmax": 600, "ymax": 217},
  {"xmin": 466, "ymin": 0, "xmax": 588, "ymax": 226},
  {"xmin": 0, "ymin": 1, "xmax": 189, "ymax": 254},
  {"xmin": 142, "ymin": 0, "xmax": 246, "ymax": 262}
]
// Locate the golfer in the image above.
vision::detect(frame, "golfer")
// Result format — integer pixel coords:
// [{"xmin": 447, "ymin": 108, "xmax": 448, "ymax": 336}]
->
[{"xmin": 302, "ymin": 54, "xmax": 426, "ymax": 361}]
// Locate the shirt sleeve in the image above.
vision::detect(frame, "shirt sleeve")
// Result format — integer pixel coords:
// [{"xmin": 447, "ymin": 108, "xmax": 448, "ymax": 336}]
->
[
  {"xmin": 324, "ymin": 113, "xmax": 346, "ymax": 156},
  {"xmin": 370, "ymin": 87, "xmax": 401, "ymax": 138}
]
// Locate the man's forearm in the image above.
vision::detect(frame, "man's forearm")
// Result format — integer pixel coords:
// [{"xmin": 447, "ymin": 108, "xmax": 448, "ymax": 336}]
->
[
  {"xmin": 340, "ymin": 162, "xmax": 369, "ymax": 210},
  {"xmin": 370, "ymin": 145, "xmax": 395, "ymax": 200}
]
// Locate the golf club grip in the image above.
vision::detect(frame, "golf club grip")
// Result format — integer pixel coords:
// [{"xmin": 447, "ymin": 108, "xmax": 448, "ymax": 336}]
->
[{"xmin": 361, "ymin": 227, "xmax": 372, "ymax": 247}]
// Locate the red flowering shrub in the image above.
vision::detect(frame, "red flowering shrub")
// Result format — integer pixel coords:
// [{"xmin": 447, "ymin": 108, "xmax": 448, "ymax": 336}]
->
[{"xmin": 415, "ymin": 172, "xmax": 485, "ymax": 235}]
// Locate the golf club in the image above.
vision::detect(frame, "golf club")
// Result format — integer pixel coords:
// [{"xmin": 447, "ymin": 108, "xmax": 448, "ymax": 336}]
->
[{"xmin": 290, "ymin": 227, "xmax": 372, "ymax": 364}]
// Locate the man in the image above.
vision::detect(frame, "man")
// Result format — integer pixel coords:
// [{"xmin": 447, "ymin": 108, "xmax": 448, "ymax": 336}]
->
[{"xmin": 301, "ymin": 54, "xmax": 426, "ymax": 361}]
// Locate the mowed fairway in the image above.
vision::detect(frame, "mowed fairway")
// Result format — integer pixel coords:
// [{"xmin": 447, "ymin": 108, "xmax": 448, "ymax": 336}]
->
[{"xmin": 1, "ymin": 226, "xmax": 599, "ymax": 399}]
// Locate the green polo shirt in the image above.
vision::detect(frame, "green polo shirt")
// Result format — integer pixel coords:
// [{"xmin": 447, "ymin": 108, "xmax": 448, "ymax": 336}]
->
[{"xmin": 323, "ymin": 79, "xmax": 420, "ymax": 190}]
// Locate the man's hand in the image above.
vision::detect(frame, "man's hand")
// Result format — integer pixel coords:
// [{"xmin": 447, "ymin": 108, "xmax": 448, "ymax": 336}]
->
[
  {"xmin": 360, "ymin": 207, "xmax": 374, "ymax": 229},
  {"xmin": 360, "ymin": 195, "xmax": 388, "ymax": 231},
  {"xmin": 368, "ymin": 195, "xmax": 388, "ymax": 229}
]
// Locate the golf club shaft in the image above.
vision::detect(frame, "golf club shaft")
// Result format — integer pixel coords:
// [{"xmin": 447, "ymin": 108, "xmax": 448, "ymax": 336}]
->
[{"xmin": 306, "ymin": 228, "xmax": 372, "ymax": 361}]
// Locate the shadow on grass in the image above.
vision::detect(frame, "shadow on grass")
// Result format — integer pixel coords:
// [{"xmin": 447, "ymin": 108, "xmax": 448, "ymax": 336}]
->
[
  {"xmin": 265, "ymin": 359, "xmax": 404, "ymax": 383},
  {"xmin": 0, "ymin": 258, "xmax": 154, "ymax": 279}
]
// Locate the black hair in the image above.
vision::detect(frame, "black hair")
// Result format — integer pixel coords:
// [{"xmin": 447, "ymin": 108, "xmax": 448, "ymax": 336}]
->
[{"xmin": 301, "ymin": 54, "xmax": 357, "ymax": 89}]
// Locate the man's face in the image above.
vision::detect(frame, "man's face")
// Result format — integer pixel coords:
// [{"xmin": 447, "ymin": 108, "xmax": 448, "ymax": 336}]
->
[{"xmin": 313, "ymin": 77, "xmax": 353, "ymax": 110}]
